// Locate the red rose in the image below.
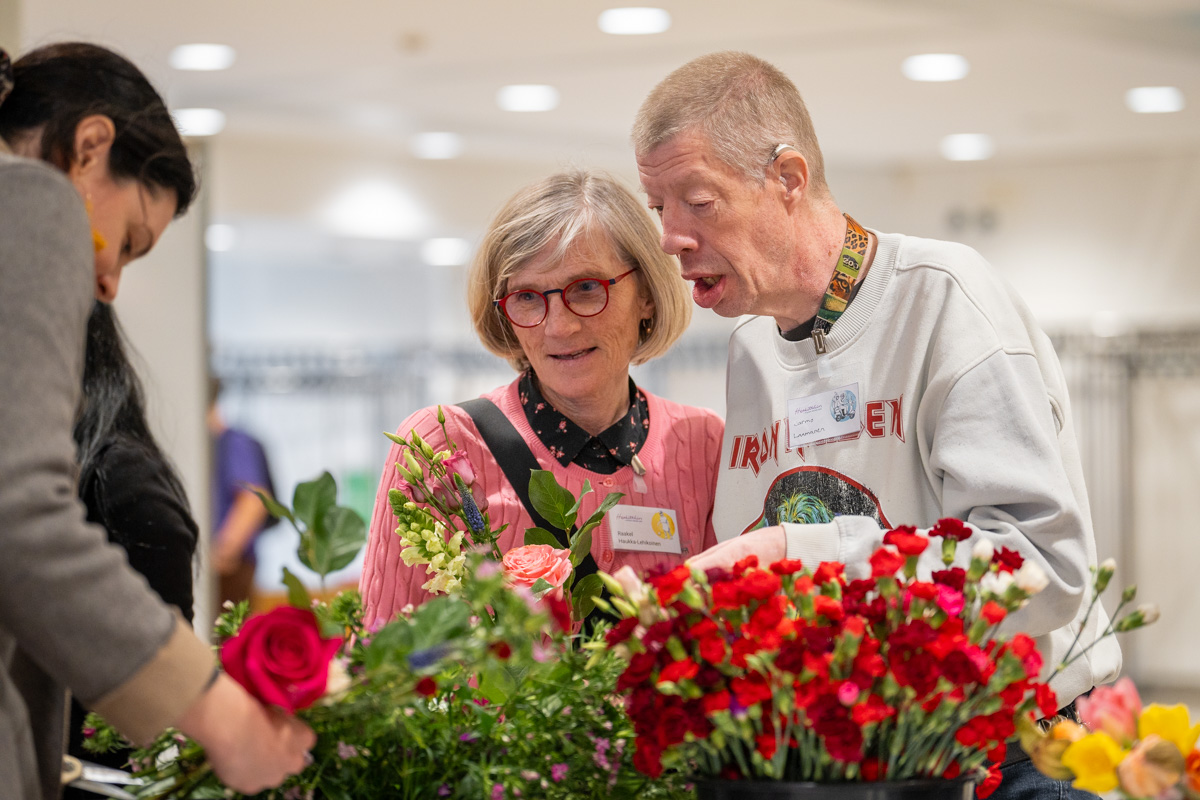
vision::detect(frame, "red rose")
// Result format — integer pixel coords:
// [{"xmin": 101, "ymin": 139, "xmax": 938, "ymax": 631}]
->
[{"xmin": 220, "ymin": 605, "xmax": 343, "ymax": 713}]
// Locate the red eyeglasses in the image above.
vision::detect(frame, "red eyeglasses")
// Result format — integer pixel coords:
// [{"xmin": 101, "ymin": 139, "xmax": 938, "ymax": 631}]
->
[{"xmin": 494, "ymin": 268, "xmax": 637, "ymax": 328}]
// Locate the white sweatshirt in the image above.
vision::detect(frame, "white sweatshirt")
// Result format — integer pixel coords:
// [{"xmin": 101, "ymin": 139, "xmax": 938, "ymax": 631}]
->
[{"xmin": 715, "ymin": 230, "xmax": 1120, "ymax": 705}]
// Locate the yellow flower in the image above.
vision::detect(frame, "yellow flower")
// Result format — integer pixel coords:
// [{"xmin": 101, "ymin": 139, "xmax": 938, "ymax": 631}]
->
[
  {"xmin": 1139, "ymin": 704, "xmax": 1200, "ymax": 756},
  {"xmin": 1062, "ymin": 732, "xmax": 1127, "ymax": 794}
]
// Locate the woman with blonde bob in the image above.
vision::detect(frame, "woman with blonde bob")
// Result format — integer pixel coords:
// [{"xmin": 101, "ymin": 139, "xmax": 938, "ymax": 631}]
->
[{"xmin": 361, "ymin": 170, "xmax": 723, "ymax": 621}]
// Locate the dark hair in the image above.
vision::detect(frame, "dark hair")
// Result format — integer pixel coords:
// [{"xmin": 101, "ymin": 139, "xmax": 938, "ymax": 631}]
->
[
  {"xmin": 0, "ymin": 42, "xmax": 196, "ymax": 216},
  {"xmin": 74, "ymin": 302, "xmax": 189, "ymax": 505}
]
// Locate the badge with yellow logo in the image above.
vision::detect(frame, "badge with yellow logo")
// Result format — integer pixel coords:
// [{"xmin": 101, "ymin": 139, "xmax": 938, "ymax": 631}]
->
[{"xmin": 611, "ymin": 505, "xmax": 682, "ymax": 554}]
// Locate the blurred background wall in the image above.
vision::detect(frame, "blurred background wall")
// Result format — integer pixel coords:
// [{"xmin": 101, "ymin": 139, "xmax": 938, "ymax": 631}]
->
[{"xmin": 4, "ymin": 0, "xmax": 1198, "ymax": 693}]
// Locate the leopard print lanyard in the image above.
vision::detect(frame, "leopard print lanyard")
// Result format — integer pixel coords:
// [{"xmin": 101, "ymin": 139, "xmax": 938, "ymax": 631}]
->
[{"xmin": 811, "ymin": 213, "xmax": 869, "ymax": 355}]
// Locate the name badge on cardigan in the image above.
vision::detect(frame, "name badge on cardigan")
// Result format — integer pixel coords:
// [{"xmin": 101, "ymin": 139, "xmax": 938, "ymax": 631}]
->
[
  {"xmin": 609, "ymin": 504, "xmax": 683, "ymax": 554},
  {"xmin": 788, "ymin": 382, "xmax": 862, "ymax": 449}
]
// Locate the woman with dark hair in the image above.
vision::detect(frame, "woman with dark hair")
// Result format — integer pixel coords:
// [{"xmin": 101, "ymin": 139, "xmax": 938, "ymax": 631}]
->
[
  {"xmin": 63, "ymin": 302, "xmax": 200, "ymax": 794},
  {"xmin": 0, "ymin": 42, "xmax": 312, "ymax": 799}
]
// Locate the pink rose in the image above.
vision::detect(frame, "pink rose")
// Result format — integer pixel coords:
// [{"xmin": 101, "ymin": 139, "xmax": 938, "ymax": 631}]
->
[
  {"xmin": 502, "ymin": 544, "xmax": 573, "ymax": 592},
  {"xmin": 1077, "ymin": 676, "xmax": 1142, "ymax": 745},
  {"xmin": 1117, "ymin": 734, "xmax": 1185, "ymax": 798},
  {"xmin": 442, "ymin": 451, "xmax": 476, "ymax": 486},
  {"xmin": 220, "ymin": 605, "xmax": 343, "ymax": 713}
]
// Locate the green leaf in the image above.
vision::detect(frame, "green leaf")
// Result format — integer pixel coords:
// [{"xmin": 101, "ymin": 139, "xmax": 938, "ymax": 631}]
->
[
  {"xmin": 569, "ymin": 527, "xmax": 593, "ymax": 569},
  {"xmin": 523, "ymin": 527, "xmax": 564, "ymax": 548},
  {"xmin": 252, "ymin": 488, "xmax": 294, "ymax": 525},
  {"xmin": 531, "ymin": 577, "xmax": 553, "ymax": 598},
  {"xmin": 571, "ymin": 573, "xmax": 604, "ymax": 620},
  {"xmin": 477, "ymin": 663, "xmax": 517, "ymax": 704},
  {"xmin": 281, "ymin": 567, "xmax": 311, "ymax": 609},
  {"xmin": 361, "ymin": 620, "xmax": 415, "ymax": 672},
  {"xmin": 408, "ymin": 597, "xmax": 472, "ymax": 651},
  {"xmin": 293, "ymin": 472, "xmax": 337, "ymax": 532},
  {"xmin": 566, "ymin": 479, "xmax": 594, "ymax": 518},
  {"xmin": 309, "ymin": 506, "xmax": 367, "ymax": 577},
  {"xmin": 527, "ymin": 470, "xmax": 578, "ymax": 532},
  {"xmin": 580, "ymin": 491, "xmax": 625, "ymax": 534},
  {"xmin": 387, "ymin": 488, "xmax": 410, "ymax": 518}
]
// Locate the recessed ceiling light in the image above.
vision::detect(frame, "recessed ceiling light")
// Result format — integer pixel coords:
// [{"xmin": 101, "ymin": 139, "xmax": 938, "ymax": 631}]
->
[
  {"xmin": 322, "ymin": 179, "xmax": 428, "ymax": 240},
  {"xmin": 205, "ymin": 224, "xmax": 237, "ymax": 252},
  {"xmin": 902, "ymin": 54, "xmax": 969, "ymax": 82},
  {"xmin": 940, "ymin": 133, "xmax": 995, "ymax": 161},
  {"xmin": 421, "ymin": 238, "xmax": 471, "ymax": 266},
  {"xmin": 496, "ymin": 85, "xmax": 559, "ymax": 112},
  {"xmin": 1125, "ymin": 86, "xmax": 1185, "ymax": 114},
  {"xmin": 169, "ymin": 44, "xmax": 236, "ymax": 71},
  {"xmin": 173, "ymin": 108, "xmax": 226, "ymax": 137},
  {"xmin": 598, "ymin": 7, "xmax": 671, "ymax": 35},
  {"xmin": 411, "ymin": 132, "xmax": 464, "ymax": 160}
]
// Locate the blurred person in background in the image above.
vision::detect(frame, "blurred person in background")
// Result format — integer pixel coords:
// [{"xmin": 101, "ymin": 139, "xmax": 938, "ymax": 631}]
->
[
  {"xmin": 64, "ymin": 301, "xmax": 199, "ymax": 797},
  {"xmin": 633, "ymin": 51, "xmax": 1118, "ymax": 800},
  {"xmin": 360, "ymin": 170, "xmax": 724, "ymax": 625},
  {"xmin": 208, "ymin": 378, "xmax": 277, "ymax": 610},
  {"xmin": 0, "ymin": 42, "xmax": 312, "ymax": 799}
]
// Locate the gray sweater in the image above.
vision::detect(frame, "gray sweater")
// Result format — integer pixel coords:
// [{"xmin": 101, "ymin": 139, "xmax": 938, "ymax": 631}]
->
[{"xmin": 0, "ymin": 149, "xmax": 213, "ymax": 800}]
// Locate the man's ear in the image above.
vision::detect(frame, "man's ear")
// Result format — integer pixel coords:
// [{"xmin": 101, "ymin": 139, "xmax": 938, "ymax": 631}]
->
[
  {"xmin": 774, "ymin": 149, "xmax": 810, "ymax": 206},
  {"xmin": 67, "ymin": 114, "xmax": 117, "ymax": 180}
]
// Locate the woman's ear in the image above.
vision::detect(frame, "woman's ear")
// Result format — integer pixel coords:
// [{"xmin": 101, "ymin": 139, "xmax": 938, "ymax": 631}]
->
[{"xmin": 67, "ymin": 114, "xmax": 117, "ymax": 181}]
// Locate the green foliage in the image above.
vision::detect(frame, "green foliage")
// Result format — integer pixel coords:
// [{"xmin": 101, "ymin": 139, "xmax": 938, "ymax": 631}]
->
[{"xmin": 259, "ymin": 471, "xmax": 367, "ymax": 582}]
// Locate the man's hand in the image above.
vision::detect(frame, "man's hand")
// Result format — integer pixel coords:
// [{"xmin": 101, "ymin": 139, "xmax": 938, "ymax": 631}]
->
[
  {"xmin": 686, "ymin": 526, "xmax": 787, "ymax": 573},
  {"xmin": 175, "ymin": 673, "xmax": 315, "ymax": 794}
]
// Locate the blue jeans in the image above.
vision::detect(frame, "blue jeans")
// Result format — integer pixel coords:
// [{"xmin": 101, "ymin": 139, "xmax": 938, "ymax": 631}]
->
[{"xmin": 984, "ymin": 757, "xmax": 1100, "ymax": 800}]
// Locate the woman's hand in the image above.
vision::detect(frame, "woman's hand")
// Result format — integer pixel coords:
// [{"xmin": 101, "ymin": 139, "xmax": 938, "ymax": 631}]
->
[
  {"xmin": 175, "ymin": 673, "xmax": 315, "ymax": 794},
  {"xmin": 686, "ymin": 526, "xmax": 787, "ymax": 573}
]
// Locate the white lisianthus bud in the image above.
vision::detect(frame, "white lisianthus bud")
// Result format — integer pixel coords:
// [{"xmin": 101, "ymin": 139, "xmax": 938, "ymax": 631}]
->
[
  {"xmin": 1139, "ymin": 603, "xmax": 1160, "ymax": 625},
  {"xmin": 972, "ymin": 539, "xmax": 995, "ymax": 563},
  {"xmin": 981, "ymin": 571, "xmax": 1015, "ymax": 597},
  {"xmin": 318, "ymin": 658, "xmax": 352, "ymax": 705},
  {"xmin": 1014, "ymin": 561, "xmax": 1050, "ymax": 595},
  {"xmin": 1094, "ymin": 558, "xmax": 1117, "ymax": 593}
]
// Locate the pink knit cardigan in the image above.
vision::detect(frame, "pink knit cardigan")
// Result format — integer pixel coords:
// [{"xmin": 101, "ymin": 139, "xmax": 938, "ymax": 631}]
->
[{"xmin": 359, "ymin": 377, "xmax": 723, "ymax": 625}]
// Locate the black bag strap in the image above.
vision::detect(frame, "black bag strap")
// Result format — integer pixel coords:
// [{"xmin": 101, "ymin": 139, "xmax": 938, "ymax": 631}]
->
[{"xmin": 457, "ymin": 398, "xmax": 600, "ymax": 586}]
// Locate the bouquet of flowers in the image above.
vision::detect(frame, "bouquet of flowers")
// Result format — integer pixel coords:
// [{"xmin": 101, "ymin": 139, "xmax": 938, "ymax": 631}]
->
[
  {"xmin": 598, "ymin": 520, "xmax": 1140, "ymax": 796},
  {"xmin": 83, "ymin": 420, "xmax": 689, "ymax": 800}
]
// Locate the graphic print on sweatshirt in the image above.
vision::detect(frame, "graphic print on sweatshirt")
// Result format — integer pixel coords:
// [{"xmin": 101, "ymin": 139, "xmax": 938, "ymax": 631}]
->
[{"xmin": 741, "ymin": 465, "xmax": 891, "ymax": 534}]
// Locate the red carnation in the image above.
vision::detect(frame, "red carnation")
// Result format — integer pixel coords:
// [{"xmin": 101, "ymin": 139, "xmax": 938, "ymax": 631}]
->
[
  {"xmin": 633, "ymin": 737, "xmax": 664, "ymax": 778},
  {"xmin": 869, "ymin": 547, "xmax": 905, "ymax": 578},
  {"xmin": 907, "ymin": 580, "xmax": 938, "ymax": 601},
  {"xmin": 1035, "ymin": 683, "xmax": 1059, "ymax": 718},
  {"xmin": 813, "ymin": 594, "xmax": 845, "ymax": 621},
  {"xmin": 605, "ymin": 616, "xmax": 640, "ymax": 646},
  {"xmin": 931, "ymin": 518, "xmax": 970, "ymax": 541},
  {"xmin": 756, "ymin": 731, "xmax": 779, "ymax": 760},
  {"xmin": 977, "ymin": 763, "xmax": 1003, "ymax": 798},
  {"xmin": 980, "ymin": 601, "xmax": 1007, "ymax": 625},
  {"xmin": 770, "ymin": 558, "xmax": 806, "ymax": 575},
  {"xmin": 813, "ymin": 562, "xmax": 845, "ymax": 585},
  {"xmin": 658, "ymin": 658, "xmax": 700, "ymax": 685},
  {"xmin": 731, "ymin": 674, "xmax": 773, "ymax": 707},
  {"xmin": 883, "ymin": 526, "xmax": 929, "ymax": 556},
  {"xmin": 702, "ymin": 689, "xmax": 732, "ymax": 715},
  {"xmin": 415, "ymin": 676, "xmax": 438, "ymax": 697},
  {"xmin": 931, "ymin": 567, "xmax": 966, "ymax": 592},
  {"xmin": 618, "ymin": 651, "xmax": 657, "ymax": 691},
  {"xmin": 994, "ymin": 547, "xmax": 1024, "ymax": 573},
  {"xmin": 649, "ymin": 565, "xmax": 691, "ymax": 605},
  {"xmin": 738, "ymin": 569, "xmax": 782, "ymax": 602}
]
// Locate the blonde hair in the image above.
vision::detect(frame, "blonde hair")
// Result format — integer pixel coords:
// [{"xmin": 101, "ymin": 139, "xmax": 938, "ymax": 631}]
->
[
  {"xmin": 468, "ymin": 170, "xmax": 692, "ymax": 371},
  {"xmin": 632, "ymin": 51, "xmax": 827, "ymax": 193}
]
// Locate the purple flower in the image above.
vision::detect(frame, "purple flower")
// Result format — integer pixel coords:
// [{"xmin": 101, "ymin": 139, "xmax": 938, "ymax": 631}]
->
[
  {"xmin": 551, "ymin": 763, "xmax": 568, "ymax": 782},
  {"xmin": 438, "ymin": 786, "xmax": 451, "ymax": 797},
  {"xmin": 491, "ymin": 785, "xmax": 505, "ymax": 800},
  {"xmin": 336, "ymin": 741, "xmax": 359, "ymax": 760},
  {"xmin": 82, "ymin": 727, "xmax": 96, "ymax": 738}
]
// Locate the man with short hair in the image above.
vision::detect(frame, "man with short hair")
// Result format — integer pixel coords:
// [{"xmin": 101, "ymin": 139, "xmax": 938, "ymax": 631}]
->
[{"xmin": 634, "ymin": 51, "xmax": 1117, "ymax": 798}]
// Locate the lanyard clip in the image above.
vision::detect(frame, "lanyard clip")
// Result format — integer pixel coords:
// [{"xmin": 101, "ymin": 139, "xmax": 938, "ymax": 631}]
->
[{"xmin": 812, "ymin": 329, "xmax": 828, "ymax": 355}]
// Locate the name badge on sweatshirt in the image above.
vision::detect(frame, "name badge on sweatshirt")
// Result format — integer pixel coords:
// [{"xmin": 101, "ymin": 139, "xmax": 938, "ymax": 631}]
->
[
  {"xmin": 609, "ymin": 505, "xmax": 683, "ymax": 555},
  {"xmin": 788, "ymin": 382, "xmax": 862, "ymax": 449}
]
